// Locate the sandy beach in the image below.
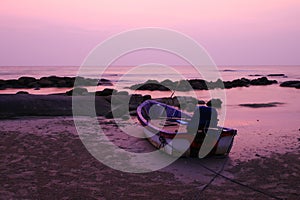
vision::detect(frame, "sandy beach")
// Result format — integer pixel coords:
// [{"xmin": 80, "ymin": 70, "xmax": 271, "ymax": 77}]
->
[{"xmin": 0, "ymin": 115, "xmax": 299, "ymax": 199}]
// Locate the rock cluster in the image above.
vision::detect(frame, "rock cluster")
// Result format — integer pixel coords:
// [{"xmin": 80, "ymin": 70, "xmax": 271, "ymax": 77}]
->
[
  {"xmin": 280, "ymin": 81, "xmax": 300, "ymax": 89},
  {"xmin": 0, "ymin": 76, "xmax": 110, "ymax": 90},
  {"xmin": 129, "ymin": 77, "xmax": 278, "ymax": 91}
]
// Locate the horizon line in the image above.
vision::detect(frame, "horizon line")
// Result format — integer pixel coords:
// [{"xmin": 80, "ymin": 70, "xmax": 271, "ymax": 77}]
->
[{"xmin": 1, "ymin": 64, "xmax": 300, "ymax": 67}]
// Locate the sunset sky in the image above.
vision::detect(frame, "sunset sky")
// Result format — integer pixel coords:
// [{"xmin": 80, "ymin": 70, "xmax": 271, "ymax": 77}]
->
[{"xmin": 0, "ymin": 0, "xmax": 299, "ymax": 66}]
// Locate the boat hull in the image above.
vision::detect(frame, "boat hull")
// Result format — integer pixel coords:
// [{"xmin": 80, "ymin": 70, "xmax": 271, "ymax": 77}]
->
[
  {"xmin": 143, "ymin": 126, "xmax": 236, "ymax": 158},
  {"xmin": 137, "ymin": 100, "xmax": 237, "ymax": 158}
]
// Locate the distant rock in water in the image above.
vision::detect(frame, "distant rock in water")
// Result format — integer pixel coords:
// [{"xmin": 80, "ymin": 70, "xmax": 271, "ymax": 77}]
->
[
  {"xmin": 280, "ymin": 81, "xmax": 300, "ymax": 89},
  {"xmin": 129, "ymin": 80, "xmax": 171, "ymax": 91},
  {"xmin": 66, "ymin": 87, "xmax": 89, "ymax": 96},
  {"xmin": 249, "ymin": 77, "xmax": 278, "ymax": 85},
  {"xmin": 239, "ymin": 102, "xmax": 284, "ymax": 108},
  {"xmin": 249, "ymin": 74, "xmax": 263, "ymax": 77},
  {"xmin": 95, "ymin": 88, "xmax": 117, "ymax": 96},
  {"xmin": 267, "ymin": 74, "xmax": 286, "ymax": 77},
  {"xmin": 16, "ymin": 91, "xmax": 29, "ymax": 95},
  {"xmin": 0, "ymin": 76, "xmax": 101, "ymax": 89},
  {"xmin": 222, "ymin": 69, "xmax": 237, "ymax": 72},
  {"xmin": 98, "ymin": 78, "xmax": 113, "ymax": 86},
  {"xmin": 129, "ymin": 77, "xmax": 277, "ymax": 91},
  {"xmin": 224, "ymin": 78, "xmax": 250, "ymax": 88}
]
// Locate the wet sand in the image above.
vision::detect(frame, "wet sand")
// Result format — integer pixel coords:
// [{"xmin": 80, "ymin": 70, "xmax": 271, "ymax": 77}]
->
[{"xmin": 0, "ymin": 117, "xmax": 299, "ymax": 199}]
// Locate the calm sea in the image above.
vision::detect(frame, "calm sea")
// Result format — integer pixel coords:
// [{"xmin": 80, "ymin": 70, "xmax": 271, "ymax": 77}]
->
[
  {"xmin": 1, "ymin": 65, "xmax": 299, "ymax": 82},
  {"xmin": 0, "ymin": 65, "xmax": 299, "ymax": 95}
]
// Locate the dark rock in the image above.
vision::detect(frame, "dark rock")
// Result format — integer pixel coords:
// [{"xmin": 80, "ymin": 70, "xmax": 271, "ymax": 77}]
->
[
  {"xmin": 280, "ymin": 81, "xmax": 300, "ymax": 89},
  {"xmin": 224, "ymin": 78, "xmax": 250, "ymax": 88},
  {"xmin": 129, "ymin": 94, "xmax": 144, "ymax": 110},
  {"xmin": 129, "ymin": 77, "xmax": 278, "ymax": 91},
  {"xmin": 250, "ymin": 77, "xmax": 277, "ymax": 85},
  {"xmin": 85, "ymin": 78, "xmax": 99, "ymax": 86},
  {"xmin": 98, "ymin": 78, "xmax": 113, "ymax": 86},
  {"xmin": 161, "ymin": 79, "xmax": 175, "ymax": 89},
  {"xmin": 206, "ymin": 99, "xmax": 223, "ymax": 108},
  {"xmin": 239, "ymin": 102, "xmax": 284, "ymax": 108},
  {"xmin": 0, "ymin": 79, "xmax": 6, "ymax": 90},
  {"xmin": 56, "ymin": 80, "xmax": 67, "ymax": 87},
  {"xmin": 130, "ymin": 80, "xmax": 171, "ymax": 91},
  {"xmin": 223, "ymin": 69, "xmax": 236, "ymax": 72},
  {"xmin": 38, "ymin": 78, "xmax": 54, "ymax": 87},
  {"xmin": 267, "ymin": 74, "xmax": 285, "ymax": 77},
  {"xmin": 188, "ymin": 79, "xmax": 207, "ymax": 90},
  {"xmin": 249, "ymin": 74, "xmax": 263, "ymax": 77},
  {"xmin": 6, "ymin": 79, "xmax": 23, "ymax": 88},
  {"xmin": 16, "ymin": 91, "xmax": 29, "ymax": 95},
  {"xmin": 135, "ymin": 83, "xmax": 170, "ymax": 91},
  {"xmin": 0, "ymin": 94, "xmax": 111, "ymax": 117},
  {"xmin": 95, "ymin": 88, "xmax": 117, "ymax": 96},
  {"xmin": 0, "ymin": 76, "xmax": 101, "ymax": 89},
  {"xmin": 175, "ymin": 80, "xmax": 192, "ymax": 91},
  {"xmin": 66, "ymin": 87, "xmax": 88, "ymax": 96},
  {"xmin": 177, "ymin": 96, "xmax": 198, "ymax": 104},
  {"xmin": 74, "ymin": 76, "xmax": 98, "ymax": 86},
  {"xmin": 17, "ymin": 77, "xmax": 37, "ymax": 86},
  {"xmin": 143, "ymin": 95, "xmax": 152, "ymax": 101},
  {"xmin": 27, "ymin": 81, "xmax": 40, "ymax": 89}
]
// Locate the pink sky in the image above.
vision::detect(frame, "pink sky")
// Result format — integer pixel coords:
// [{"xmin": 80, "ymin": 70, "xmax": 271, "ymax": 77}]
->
[{"xmin": 0, "ymin": 0, "xmax": 299, "ymax": 66}]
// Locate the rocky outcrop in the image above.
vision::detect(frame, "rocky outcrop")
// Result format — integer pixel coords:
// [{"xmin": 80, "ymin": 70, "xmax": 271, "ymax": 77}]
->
[
  {"xmin": 66, "ymin": 87, "xmax": 89, "ymax": 96},
  {"xmin": 95, "ymin": 88, "xmax": 117, "ymax": 96},
  {"xmin": 280, "ymin": 81, "xmax": 300, "ymax": 89},
  {"xmin": 98, "ymin": 78, "xmax": 113, "ymax": 86},
  {"xmin": 0, "ymin": 76, "xmax": 102, "ymax": 90},
  {"xmin": 223, "ymin": 78, "xmax": 250, "ymax": 89},
  {"xmin": 239, "ymin": 102, "xmax": 284, "ymax": 108},
  {"xmin": 16, "ymin": 91, "xmax": 29, "ymax": 95},
  {"xmin": 267, "ymin": 74, "xmax": 286, "ymax": 77},
  {"xmin": 249, "ymin": 77, "xmax": 277, "ymax": 85},
  {"xmin": 129, "ymin": 77, "xmax": 277, "ymax": 91},
  {"xmin": 0, "ymin": 94, "xmax": 111, "ymax": 118},
  {"xmin": 129, "ymin": 80, "xmax": 171, "ymax": 91}
]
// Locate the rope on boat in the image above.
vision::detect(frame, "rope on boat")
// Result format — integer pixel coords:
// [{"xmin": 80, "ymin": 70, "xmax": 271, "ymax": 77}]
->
[{"xmin": 196, "ymin": 159, "xmax": 283, "ymax": 200}]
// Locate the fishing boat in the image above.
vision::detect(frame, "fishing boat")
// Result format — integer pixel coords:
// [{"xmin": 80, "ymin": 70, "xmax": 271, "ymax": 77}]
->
[{"xmin": 137, "ymin": 100, "xmax": 237, "ymax": 158}]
